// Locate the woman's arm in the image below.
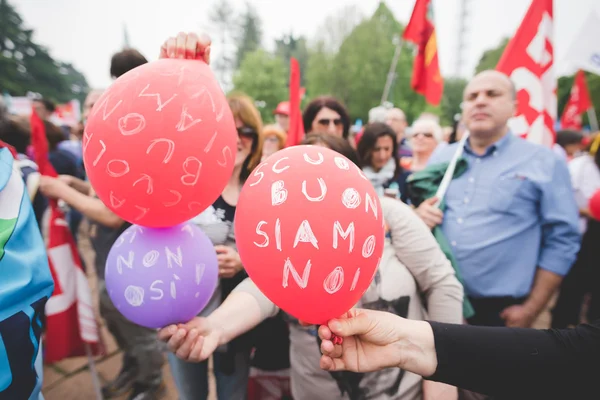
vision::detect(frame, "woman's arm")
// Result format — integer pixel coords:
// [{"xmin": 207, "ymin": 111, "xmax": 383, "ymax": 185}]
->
[
  {"xmin": 211, "ymin": 278, "xmax": 279, "ymax": 344},
  {"xmin": 159, "ymin": 277, "xmax": 279, "ymax": 362},
  {"xmin": 61, "ymin": 175, "xmax": 92, "ymax": 195},
  {"xmin": 427, "ymin": 320, "xmax": 599, "ymax": 398},
  {"xmin": 381, "ymin": 197, "xmax": 463, "ymax": 324},
  {"xmin": 39, "ymin": 177, "xmax": 123, "ymax": 228},
  {"xmin": 319, "ymin": 309, "xmax": 599, "ymax": 399}
]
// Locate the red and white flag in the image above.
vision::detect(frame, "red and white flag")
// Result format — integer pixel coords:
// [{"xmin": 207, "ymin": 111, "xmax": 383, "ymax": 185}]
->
[
  {"xmin": 560, "ymin": 70, "xmax": 593, "ymax": 130},
  {"xmin": 30, "ymin": 110, "xmax": 104, "ymax": 363},
  {"xmin": 496, "ymin": 0, "xmax": 555, "ymax": 147}
]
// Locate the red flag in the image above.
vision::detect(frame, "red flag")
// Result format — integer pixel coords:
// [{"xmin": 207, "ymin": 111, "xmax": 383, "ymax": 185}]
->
[
  {"xmin": 560, "ymin": 70, "xmax": 593, "ymax": 130},
  {"xmin": 496, "ymin": 0, "xmax": 555, "ymax": 147},
  {"xmin": 29, "ymin": 109, "xmax": 104, "ymax": 363},
  {"xmin": 285, "ymin": 57, "xmax": 305, "ymax": 147},
  {"xmin": 403, "ymin": 0, "xmax": 443, "ymax": 105}
]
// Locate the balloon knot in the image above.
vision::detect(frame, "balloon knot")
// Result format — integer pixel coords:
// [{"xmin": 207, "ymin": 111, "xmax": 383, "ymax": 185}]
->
[{"xmin": 332, "ymin": 333, "xmax": 343, "ymax": 345}]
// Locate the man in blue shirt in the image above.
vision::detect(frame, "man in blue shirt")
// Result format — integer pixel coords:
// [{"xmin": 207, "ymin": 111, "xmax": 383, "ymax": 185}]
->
[{"xmin": 415, "ymin": 70, "xmax": 580, "ymax": 328}]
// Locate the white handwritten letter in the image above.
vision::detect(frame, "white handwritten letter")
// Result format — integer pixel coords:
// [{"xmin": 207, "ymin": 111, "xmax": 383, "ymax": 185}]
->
[
  {"xmin": 143, "ymin": 250, "xmax": 160, "ymax": 267},
  {"xmin": 275, "ymin": 218, "xmax": 282, "ymax": 251},
  {"xmin": 176, "ymin": 105, "xmax": 203, "ymax": 131},
  {"xmin": 303, "ymin": 152, "xmax": 324, "ymax": 165},
  {"xmin": 117, "ymin": 251, "xmax": 134, "ymax": 274},
  {"xmin": 196, "ymin": 264, "xmax": 205, "ymax": 285},
  {"xmin": 133, "ymin": 174, "xmax": 153, "ymax": 194},
  {"xmin": 118, "ymin": 113, "xmax": 146, "ymax": 136},
  {"xmin": 146, "ymin": 138, "xmax": 175, "ymax": 164},
  {"xmin": 342, "ymin": 188, "xmax": 361, "ymax": 209},
  {"xmin": 92, "ymin": 140, "xmax": 106, "ymax": 167},
  {"xmin": 106, "ymin": 160, "xmax": 130, "ymax": 178},
  {"xmin": 323, "ymin": 267, "xmax": 345, "ymax": 294},
  {"xmin": 124, "ymin": 285, "xmax": 144, "ymax": 306},
  {"xmin": 350, "ymin": 268, "xmax": 361, "ymax": 291},
  {"xmin": 181, "ymin": 157, "xmax": 202, "ymax": 186},
  {"xmin": 301, "ymin": 178, "xmax": 327, "ymax": 202},
  {"xmin": 282, "ymin": 258, "xmax": 311, "ymax": 289},
  {"xmin": 150, "ymin": 280, "xmax": 164, "ymax": 300},
  {"xmin": 254, "ymin": 221, "xmax": 269, "ymax": 247},
  {"xmin": 165, "ymin": 246, "xmax": 183, "ymax": 268},
  {"xmin": 333, "ymin": 221, "xmax": 355, "ymax": 252},
  {"xmin": 365, "ymin": 192, "xmax": 378, "ymax": 219},
  {"xmin": 362, "ymin": 235, "xmax": 376, "ymax": 258},
  {"xmin": 272, "ymin": 157, "xmax": 290, "ymax": 174},
  {"xmin": 271, "ymin": 180, "xmax": 288, "ymax": 206},
  {"xmin": 293, "ymin": 220, "xmax": 319, "ymax": 249},
  {"xmin": 139, "ymin": 83, "xmax": 178, "ymax": 111},
  {"xmin": 334, "ymin": 157, "xmax": 350, "ymax": 170},
  {"xmin": 249, "ymin": 163, "xmax": 267, "ymax": 187}
]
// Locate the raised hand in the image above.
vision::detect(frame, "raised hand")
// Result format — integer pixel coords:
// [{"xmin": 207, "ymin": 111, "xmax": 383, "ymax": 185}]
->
[{"xmin": 159, "ymin": 32, "xmax": 211, "ymax": 64}]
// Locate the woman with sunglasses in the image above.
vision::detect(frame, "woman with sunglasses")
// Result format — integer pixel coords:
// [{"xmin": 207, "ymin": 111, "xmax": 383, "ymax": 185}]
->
[
  {"xmin": 302, "ymin": 96, "xmax": 351, "ymax": 139},
  {"xmin": 159, "ymin": 33, "xmax": 273, "ymax": 400},
  {"xmin": 405, "ymin": 119, "xmax": 443, "ymax": 172}
]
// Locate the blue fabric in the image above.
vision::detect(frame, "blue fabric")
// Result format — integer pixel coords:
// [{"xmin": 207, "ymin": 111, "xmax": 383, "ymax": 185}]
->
[
  {"xmin": 0, "ymin": 148, "xmax": 54, "ymax": 400},
  {"xmin": 427, "ymin": 133, "xmax": 581, "ymax": 298}
]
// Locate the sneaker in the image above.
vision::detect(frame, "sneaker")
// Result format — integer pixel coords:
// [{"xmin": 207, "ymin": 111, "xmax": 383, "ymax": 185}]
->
[
  {"xmin": 101, "ymin": 367, "xmax": 137, "ymax": 398},
  {"xmin": 127, "ymin": 382, "xmax": 166, "ymax": 400}
]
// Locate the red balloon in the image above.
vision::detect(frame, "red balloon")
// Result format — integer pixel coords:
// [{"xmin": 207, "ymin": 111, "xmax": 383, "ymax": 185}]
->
[
  {"xmin": 235, "ymin": 145, "xmax": 385, "ymax": 325},
  {"xmin": 590, "ymin": 189, "xmax": 600, "ymax": 220},
  {"xmin": 83, "ymin": 59, "xmax": 237, "ymax": 227}
]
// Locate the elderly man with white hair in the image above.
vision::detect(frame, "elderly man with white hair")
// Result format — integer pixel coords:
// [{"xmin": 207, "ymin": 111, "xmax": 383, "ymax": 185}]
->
[{"xmin": 405, "ymin": 118, "xmax": 443, "ymax": 171}]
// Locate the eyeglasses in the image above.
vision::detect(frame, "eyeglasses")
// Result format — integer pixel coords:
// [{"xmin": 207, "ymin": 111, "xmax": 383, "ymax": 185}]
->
[
  {"xmin": 317, "ymin": 118, "xmax": 343, "ymax": 127},
  {"xmin": 412, "ymin": 132, "xmax": 434, "ymax": 139},
  {"xmin": 237, "ymin": 126, "xmax": 257, "ymax": 139}
]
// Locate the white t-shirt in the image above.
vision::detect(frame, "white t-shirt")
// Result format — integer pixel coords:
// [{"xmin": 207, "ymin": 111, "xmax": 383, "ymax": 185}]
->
[{"xmin": 569, "ymin": 155, "xmax": 600, "ymax": 233}]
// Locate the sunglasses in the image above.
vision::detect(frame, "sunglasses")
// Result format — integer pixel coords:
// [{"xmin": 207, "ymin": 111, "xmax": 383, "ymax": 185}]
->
[
  {"xmin": 317, "ymin": 118, "xmax": 343, "ymax": 127},
  {"xmin": 412, "ymin": 131, "xmax": 434, "ymax": 139},
  {"xmin": 237, "ymin": 126, "xmax": 257, "ymax": 139}
]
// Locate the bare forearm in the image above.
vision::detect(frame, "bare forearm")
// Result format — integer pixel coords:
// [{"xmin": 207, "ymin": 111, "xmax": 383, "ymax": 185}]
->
[
  {"xmin": 70, "ymin": 178, "xmax": 92, "ymax": 195},
  {"xmin": 208, "ymin": 291, "xmax": 267, "ymax": 345},
  {"xmin": 59, "ymin": 187, "xmax": 123, "ymax": 228},
  {"xmin": 524, "ymin": 268, "xmax": 563, "ymax": 316}
]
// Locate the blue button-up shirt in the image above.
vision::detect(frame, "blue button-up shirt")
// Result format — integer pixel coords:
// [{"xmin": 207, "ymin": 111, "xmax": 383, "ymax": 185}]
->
[{"xmin": 428, "ymin": 133, "xmax": 580, "ymax": 298}]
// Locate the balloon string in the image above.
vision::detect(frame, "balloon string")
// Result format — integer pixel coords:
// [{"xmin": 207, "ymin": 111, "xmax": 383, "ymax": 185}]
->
[{"xmin": 332, "ymin": 333, "xmax": 344, "ymax": 345}]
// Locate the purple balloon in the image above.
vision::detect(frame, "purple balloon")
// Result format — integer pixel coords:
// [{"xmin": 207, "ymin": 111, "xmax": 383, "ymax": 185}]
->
[{"xmin": 105, "ymin": 222, "xmax": 218, "ymax": 329}]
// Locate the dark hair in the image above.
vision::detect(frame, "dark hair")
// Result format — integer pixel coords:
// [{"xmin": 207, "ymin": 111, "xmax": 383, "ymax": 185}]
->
[
  {"xmin": 43, "ymin": 120, "xmax": 66, "ymax": 151},
  {"xmin": 302, "ymin": 96, "xmax": 351, "ymax": 139},
  {"xmin": 110, "ymin": 48, "xmax": 148, "ymax": 78},
  {"xmin": 301, "ymin": 132, "xmax": 360, "ymax": 167},
  {"xmin": 0, "ymin": 119, "xmax": 30, "ymax": 154},
  {"xmin": 556, "ymin": 130, "xmax": 584, "ymax": 148},
  {"xmin": 33, "ymin": 98, "xmax": 56, "ymax": 113},
  {"xmin": 356, "ymin": 122, "xmax": 399, "ymax": 178}
]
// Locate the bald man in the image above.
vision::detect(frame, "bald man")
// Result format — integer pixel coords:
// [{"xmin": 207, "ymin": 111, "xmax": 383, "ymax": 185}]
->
[
  {"xmin": 415, "ymin": 70, "xmax": 580, "ymax": 329},
  {"xmin": 386, "ymin": 108, "xmax": 411, "ymax": 158}
]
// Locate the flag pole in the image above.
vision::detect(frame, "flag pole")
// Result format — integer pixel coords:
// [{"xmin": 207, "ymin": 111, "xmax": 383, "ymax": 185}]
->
[
  {"xmin": 85, "ymin": 343, "xmax": 104, "ymax": 400},
  {"xmin": 587, "ymin": 108, "xmax": 599, "ymax": 132},
  {"xmin": 381, "ymin": 35, "xmax": 404, "ymax": 105}
]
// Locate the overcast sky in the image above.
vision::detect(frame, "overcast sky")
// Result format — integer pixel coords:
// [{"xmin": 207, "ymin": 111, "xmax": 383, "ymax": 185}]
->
[{"xmin": 14, "ymin": 0, "xmax": 600, "ymax": 89}]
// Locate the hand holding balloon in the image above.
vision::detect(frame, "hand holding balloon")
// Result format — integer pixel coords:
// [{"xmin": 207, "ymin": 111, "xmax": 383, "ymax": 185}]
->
[
  {"xmin": 158, "ymin": 316, "xmax": 223, "ymax": 362},
  {"xmin": 215, "ymin": 245, "xmax": 243, "ymax": 278},
  {"xmin": 159, "ymin": 32, "xmax": 212, "ymax": 63},
  {"xmin": 105, "ymin": 223, "xmax": 218, "ymax": 329}
]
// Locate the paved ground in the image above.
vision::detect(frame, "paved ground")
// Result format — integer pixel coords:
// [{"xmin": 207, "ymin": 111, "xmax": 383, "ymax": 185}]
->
[{"xmin": 41, "ymin": 222, "xmax": 553, "ymax": 400}]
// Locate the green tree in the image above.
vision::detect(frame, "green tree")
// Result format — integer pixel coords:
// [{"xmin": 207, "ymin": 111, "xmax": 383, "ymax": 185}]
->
[
  {"xmin": 474, "ymin": 38, "xmax": 509, "ymax": 74},
  {"xmin": 232, "ymin": 49, "xmax": 288, "ymax": 123},
  {"xmin": 305, "ymin": 41, "xmax": 335, "ymax": 101},
  {"xmin": 0, "ymin": 0, "xmax": 89, "ymax": 103},
  {"xmin": 208, "ymin": 0, "xmax": 236, "ymax": 89},
  {"xmin": 440, "ymin": 77, "xmax": 468, "ymax": 125},
  {"xmin": 317, "ymin": 2, "xmax": 427, "ymax": 123},
  {"xmin": 235, "ymin": 2, "xmax": 262, "ymax": 69},
  {"xmin": 274, "ymin": 34, "xmax": 310, "ymax": 85}
]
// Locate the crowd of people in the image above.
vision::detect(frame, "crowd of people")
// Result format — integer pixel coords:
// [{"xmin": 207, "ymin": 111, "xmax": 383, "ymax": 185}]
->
[{"xmin": 1, "ymin": 31, "xmax": 598, "ymax": 400}]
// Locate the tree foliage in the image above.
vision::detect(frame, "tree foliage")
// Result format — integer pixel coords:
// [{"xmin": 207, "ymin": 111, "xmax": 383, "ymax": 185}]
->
[
  {"xmin": 0, "ymin": 0, "xmax": 89, "ymax": 103},
  {"xmin": 235, "ymin": 2, "xmax": 263, "ymax": 69},
  {"xmin": 232, "ymin": 49, "xmax": 288, "ymax": 123},
  {"xmin": 305, "ymin": 3, "xmax": 428, "ymax": 123},
  {"xmin": 274, "ymin": 33, "xmax": 310, "ymax": 86},
  {"xmin": 474, "ymin": 37, "xmax": 509, "ymax": 74},
  {"xmin": 208, "ymin": 0, "xmax": 236, "ymax": 89}
]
